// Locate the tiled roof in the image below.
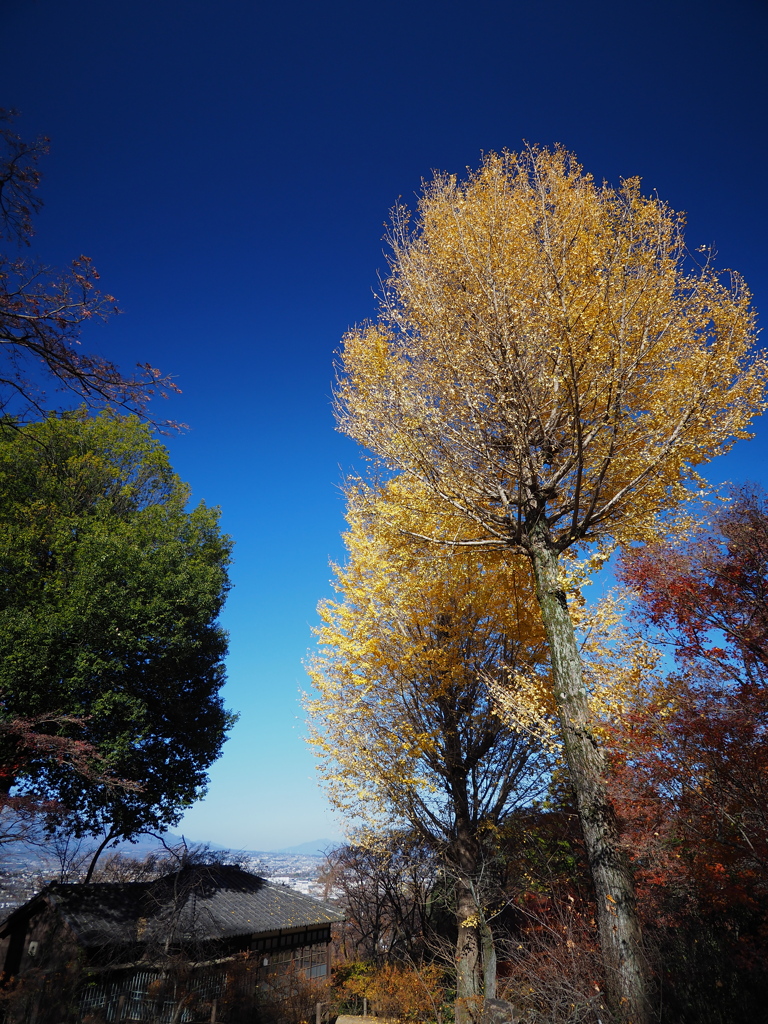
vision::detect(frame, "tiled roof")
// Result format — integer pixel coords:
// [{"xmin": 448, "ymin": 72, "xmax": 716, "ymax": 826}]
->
[
  {"xmin": 2, "ymin": 865, "xmax": 343, "ymax": 947},
  {"xmin": 48, "ymin": 881, "xmax": 146, "ymax": 946}
]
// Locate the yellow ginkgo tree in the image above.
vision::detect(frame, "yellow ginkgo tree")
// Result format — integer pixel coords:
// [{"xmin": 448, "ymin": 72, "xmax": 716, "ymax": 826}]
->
[
  {"xmin": 335, "ymin": 147, "xmax": 767, "ymax": 1024},
  {"xmin": 306, "ymin": 482, "xmax": 555, "ymax": 1021}
]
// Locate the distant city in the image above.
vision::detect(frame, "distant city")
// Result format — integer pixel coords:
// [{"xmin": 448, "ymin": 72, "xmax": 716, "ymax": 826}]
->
[{"xmin": 0, "ymin": 833, "xmax": 340, "ymax": 914}]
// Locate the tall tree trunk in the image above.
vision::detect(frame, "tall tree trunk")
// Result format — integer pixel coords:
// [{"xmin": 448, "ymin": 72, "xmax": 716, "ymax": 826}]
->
[
  {"xmin": 455, "ymin": 876, "xmax": 482, "ymax": 1024},
  {"xmin": 449, "ymin": 814, "xmax": 498, "ymax": 1019},
  {"xmin": 453, "ymin": 872, "xmax": 498, "ymax": 1024},
  {"xmin": 479, "ymin": 910, "xmax": 497, "ymax": 1000},
  {"xmin": 527, "ymin": 523, "xmax": 651, "ymax": 1024}
]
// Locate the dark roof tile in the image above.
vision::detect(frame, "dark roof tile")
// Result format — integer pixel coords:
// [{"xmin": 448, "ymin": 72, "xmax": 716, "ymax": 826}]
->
[{"xmin": 1, "ymin": 865, "xmax": 343, "ymax": 947}]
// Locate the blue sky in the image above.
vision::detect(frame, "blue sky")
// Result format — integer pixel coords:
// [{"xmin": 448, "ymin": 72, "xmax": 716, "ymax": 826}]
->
[{"xmin": 2, "ymin": 0, "xmax": 767, "ymax": 851}]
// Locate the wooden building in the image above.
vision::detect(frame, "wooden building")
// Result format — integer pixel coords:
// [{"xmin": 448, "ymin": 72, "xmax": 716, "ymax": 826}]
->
[{"xmin": 0, "ymin": 863, "xmax": 344, "ymax": 1022}]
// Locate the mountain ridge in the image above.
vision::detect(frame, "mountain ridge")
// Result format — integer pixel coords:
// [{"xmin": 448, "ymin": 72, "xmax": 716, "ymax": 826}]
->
[{"xmin": 0, "ymin": 831, "xmax": 340, "ymax": 872}]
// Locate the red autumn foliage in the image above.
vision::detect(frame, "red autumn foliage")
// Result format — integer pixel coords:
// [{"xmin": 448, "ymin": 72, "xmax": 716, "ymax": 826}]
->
[
  {"xmin": 607, "ymin": 488, "xmax": 768, "ymax": 1015},
  {"xmin": 619, "ymin": 486, "xmax": 768, "ymax": 678},
  {"xmin": 0, "ymin": 715, "xmax": 139, "ymax": 844}
]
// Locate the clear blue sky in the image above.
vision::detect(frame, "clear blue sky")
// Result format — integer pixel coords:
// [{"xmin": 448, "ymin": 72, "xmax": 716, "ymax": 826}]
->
[{"xmin": 2, "ymin": 0, "xmax": 767, "ymax": 851}]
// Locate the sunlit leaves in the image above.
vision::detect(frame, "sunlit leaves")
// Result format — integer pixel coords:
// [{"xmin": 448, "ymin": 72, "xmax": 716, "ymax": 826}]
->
[
  {"xmin": 0, "ymin": 409, "xmax": 234, "ymax": 842},
  {"xmin": 337, "ymin": 147, "xmax": 766, "ymax": 553},
  {"xmin": 306, "ymin": 481, "xmax": 554, "ymax": 839}
]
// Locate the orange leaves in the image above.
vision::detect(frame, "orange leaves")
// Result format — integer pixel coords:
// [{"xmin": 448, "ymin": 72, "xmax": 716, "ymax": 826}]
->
[{"xmin": 333, "ymin": 960, "xmax": 447, "ymax": 1020}]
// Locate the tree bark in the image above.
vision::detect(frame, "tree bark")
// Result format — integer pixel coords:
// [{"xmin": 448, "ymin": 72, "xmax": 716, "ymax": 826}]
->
[
  {"xmin": 449, "ymin": 810, "xmax": 498, "ymax": 1022},
  {"xmin": 455, "ymin": 876, "xmax": 483, "ymax": 1024},
  {"xmin": 452, "ymin": 867, "xmax": 499, "ymax": 1024},
  {"xmin": 527, "ymin": 522, "xmax": 651, "ymax": 1024},
  {"xmin": 479, "ymin": 910, "xmax": 497, "ymax": 1001}
]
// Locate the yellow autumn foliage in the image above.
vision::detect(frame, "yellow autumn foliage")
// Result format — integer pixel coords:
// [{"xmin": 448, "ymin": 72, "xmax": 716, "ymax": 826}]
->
[
  {"xmin": 336, "ymin": 147, "xmax": 766, "ymax": 554},
  {"xmin": 327, "ymin": 146, "xmax": 764, "ymax": 1022},
  {"xmin": 305, "ymin": 481, "xmax": 556, "ymax": 834}
]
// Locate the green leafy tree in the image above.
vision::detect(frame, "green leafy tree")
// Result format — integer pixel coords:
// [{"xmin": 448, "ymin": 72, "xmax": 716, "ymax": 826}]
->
[{"xmin": 0, "ymin": 409, "xmax": 234, "ymax": 867}]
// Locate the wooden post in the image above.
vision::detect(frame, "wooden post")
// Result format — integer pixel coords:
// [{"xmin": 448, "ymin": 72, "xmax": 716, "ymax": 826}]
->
[
  {"xmin": 210, "ymin": 997, "xmax": 217, "ymax": 1023},
  {"xmin": 315, "ymin": 1001, "xmax": 322, "ymax": 1024}
]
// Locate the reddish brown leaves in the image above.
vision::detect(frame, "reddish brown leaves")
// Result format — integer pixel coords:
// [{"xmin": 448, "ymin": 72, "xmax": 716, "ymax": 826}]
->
[{"xmin": 611, "ymin": 489, "xmax": 768, "ymax": 922}]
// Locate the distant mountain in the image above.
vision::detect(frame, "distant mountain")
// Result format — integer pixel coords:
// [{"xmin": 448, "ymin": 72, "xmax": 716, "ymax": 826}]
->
[
  {"xmin": 274, "ymin": 839, "xmax": 339, "ymax": 857},
  {"xmin": 106, "ymin": 833, "xmax": 341, "ymax": 859},
  {"xmin": 0, "ymin": 831, "xmax": 342, "ymax": 875}
]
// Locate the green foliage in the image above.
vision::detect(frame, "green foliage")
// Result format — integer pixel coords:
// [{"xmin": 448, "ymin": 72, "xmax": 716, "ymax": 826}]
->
[{"xmin": 0, "ymin": 408, "xmax": 235, "ymax": 842}]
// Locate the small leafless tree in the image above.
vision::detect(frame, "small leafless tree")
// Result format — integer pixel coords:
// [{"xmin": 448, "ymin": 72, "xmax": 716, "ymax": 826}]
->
[
  {"xmin": 0, "ymin": 109, "xmax": 179, "ymax": 425},
  {"xmin": 320, "ymin": 836, "xmax": 437, "ymax": 965}
]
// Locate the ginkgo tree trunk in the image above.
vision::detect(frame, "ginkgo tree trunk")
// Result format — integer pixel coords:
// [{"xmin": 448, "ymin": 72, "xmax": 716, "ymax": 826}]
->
[
  {"xmin": 335, "ymin": 147, "xmax": 767, "ymax": 1024},
  {"xmin": 306, "ymin": 484, "xmax": 555, "ymax": 1024}
]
